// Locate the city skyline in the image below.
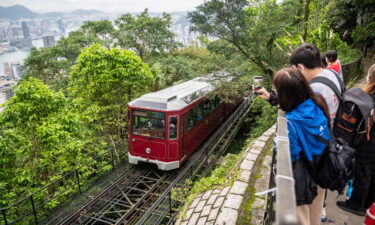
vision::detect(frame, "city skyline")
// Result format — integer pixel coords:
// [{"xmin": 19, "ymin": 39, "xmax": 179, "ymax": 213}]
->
[{"xmin": 0, "ymin": 0, "xmax": 205, "ymax": 13}]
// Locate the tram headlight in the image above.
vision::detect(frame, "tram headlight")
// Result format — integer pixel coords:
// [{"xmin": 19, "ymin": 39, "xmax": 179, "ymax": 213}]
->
[{"xmin": 146, "ymin": 148, "xmax": 151, "ymax": 154}]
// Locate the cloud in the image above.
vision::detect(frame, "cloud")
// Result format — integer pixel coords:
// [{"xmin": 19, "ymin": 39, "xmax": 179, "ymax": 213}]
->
[{"xmin": 0, "ymin": 0, "xmax": 204, "ymax": 13}]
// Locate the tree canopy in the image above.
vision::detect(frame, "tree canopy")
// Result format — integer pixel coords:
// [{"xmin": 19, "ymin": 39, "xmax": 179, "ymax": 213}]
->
[
  {"xmin": 115, "ymin": 9, "xmax": 181, "ymax": 61},
  {"xmin": 188, "ymin": 0, "xmax": 297, "ymax": 78},
  {"xmin": 69, "ymin": 43, "xmax": 153, "ymax": 142}
]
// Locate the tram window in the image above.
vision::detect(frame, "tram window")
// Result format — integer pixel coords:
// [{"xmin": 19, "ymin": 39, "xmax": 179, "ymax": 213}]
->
[
  {"xmin": 169, "ymin": 116, "xmax": 178, "ymax": 139},
  {"xmin": 132, "ymin": 110, "xmax": 165, "ymax": 139},
  {"xmin": 196, "ymin": 107, "xmax": 203, "ymax": 122},
  {"xmin": 188, "ymin": 108, "xmax": 196, "ymax": 130},
  {"xmin": 181, "ymin": 113, "xmax": 187, "ymax": 135},
  {"xmin": 200, "ymin": 100, "xmax": 212, "ymax": 116}
]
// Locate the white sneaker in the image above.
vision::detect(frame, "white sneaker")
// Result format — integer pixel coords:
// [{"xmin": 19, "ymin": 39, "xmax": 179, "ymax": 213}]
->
[{"xmin": 321, "ymin": 207, "xmax": 327, "ymax": 222}]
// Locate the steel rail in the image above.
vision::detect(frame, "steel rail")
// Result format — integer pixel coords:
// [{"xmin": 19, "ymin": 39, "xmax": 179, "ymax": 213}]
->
[
  {"xmin": 60, "ymin": 166, "xmax": 178, "ymax": 225},
  {"xmin": 59, "ymin": 166, "xmax": 141, "ymax": 224}
]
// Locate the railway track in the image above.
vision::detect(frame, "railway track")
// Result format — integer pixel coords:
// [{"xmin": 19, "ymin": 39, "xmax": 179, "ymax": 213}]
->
[
  {"xmin": 60, "ymin": 95, "xmax": 253, "ymax": 225},
  {"xmin": 60, "ymin": 167, "xmax": 178, "ymax": 225}
]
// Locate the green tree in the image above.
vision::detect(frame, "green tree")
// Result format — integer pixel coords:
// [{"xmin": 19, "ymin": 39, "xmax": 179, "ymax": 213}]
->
[
  {"xmin": 69, "ymin": 43, "xmax": 154, "ymax": 142},
  {"xmin": 188, "ymin": 0, "xmax": 295, "ymax": 79},
  {"xmin": 328, "ymin": 0, "xmax": 375, "ymax": 54},
  {"xmin": 23, "ymin": 47, "xmax": 71, "ymax": 91},
  {"xmin": 115, "ymin": 9, "xmax": 181, "ymax": 61},
  {"xmin": 81, "ymin": 20, "xmax": 115, "ymax": 48},
  {"xmin": 0, "ymin": 77, "xmax": 90, "ymax": 206},
  {"xmin": 23, "ymin": 29, "xmax": 102, "ymax": 91},
  {"xmin": 23, "ymin": 20, "xmax": 115, "ymax": 92}
]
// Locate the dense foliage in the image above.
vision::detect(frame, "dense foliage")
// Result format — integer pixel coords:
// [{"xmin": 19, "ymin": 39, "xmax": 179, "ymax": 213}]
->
[
  {"xmin": 69, "ymin": 43, "xmax": 153, "ymax": 143},
  {"xmin": 1, "ymin": 0, "xmax": 368, "ymax": 221},
  {"xmin": 0, "ymin": 78, "xmax": 91, "ymax": 206},
  {"xmin": 115, "ymin": 9, "xmax": 181, "ymax": 61}
]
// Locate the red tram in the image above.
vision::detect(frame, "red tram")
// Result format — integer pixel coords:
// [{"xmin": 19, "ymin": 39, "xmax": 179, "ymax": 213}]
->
[{"xmin": 128, "ymin": 75, "xmax": 238, "ymax": 170}]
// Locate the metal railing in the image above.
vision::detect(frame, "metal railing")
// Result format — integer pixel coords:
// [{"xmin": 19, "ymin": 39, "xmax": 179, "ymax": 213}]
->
[
  {"xmin": 0, "ymin": 142, "xmax": 127, "ymax": 225},
  {"xmin": 274, "ymin": 110, "xmax": 299, "ymax": 225},
  {"xmin": 264, "ymin": 110, "xmax": 299, "ymax": 225},
  {"xmin": 342, "ymin": 59, "xmax": 362, "ymax": 84}
]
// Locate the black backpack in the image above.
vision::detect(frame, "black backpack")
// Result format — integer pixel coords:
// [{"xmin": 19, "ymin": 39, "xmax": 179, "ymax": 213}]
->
[
  {"xmin": 333, "ymin": 88, "xmax": 375, "ymax": 145},
  {"xmin": 313, "ymin": 134, "xmax": 356, "ymax": 193},
  {"xmin": 311, "ymin": 69, "xmax": 375, "ymax": 144},
  {"xmin": 309, "ymin": 70, "xmax": 357, "ymax": 193}
]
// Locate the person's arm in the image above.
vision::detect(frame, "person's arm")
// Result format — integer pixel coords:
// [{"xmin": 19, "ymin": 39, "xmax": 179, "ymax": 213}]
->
[
  {"xmin": 254, "ymin": 87, "xmax": 278, "ymax": 106},
  {"xmin": 268, "ymin": 92, "xmax": 278, "ymax": 106}
]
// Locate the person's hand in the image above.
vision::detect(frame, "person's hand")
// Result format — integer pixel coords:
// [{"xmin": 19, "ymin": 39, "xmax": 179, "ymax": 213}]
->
[{"xmin": 253, "ymin": 87, "xmax": 270, "ymax": 100}]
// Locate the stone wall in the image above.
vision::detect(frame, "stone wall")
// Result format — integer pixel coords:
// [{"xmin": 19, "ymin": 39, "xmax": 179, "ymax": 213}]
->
[{"xmin": 175, "ymin": 124, "xmax": 276, "ymax": 225}]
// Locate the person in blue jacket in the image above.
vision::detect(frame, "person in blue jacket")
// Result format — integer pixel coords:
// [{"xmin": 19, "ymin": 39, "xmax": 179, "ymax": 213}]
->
[{"xmin": 273, "ymin": 68, "xmax": 331, "ymax": 225}]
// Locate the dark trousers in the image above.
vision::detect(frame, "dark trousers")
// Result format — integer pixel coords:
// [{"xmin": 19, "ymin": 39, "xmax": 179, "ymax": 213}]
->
[{"xmin": 348, "ymin": 148, "xmax": 375, "ymax": 209}]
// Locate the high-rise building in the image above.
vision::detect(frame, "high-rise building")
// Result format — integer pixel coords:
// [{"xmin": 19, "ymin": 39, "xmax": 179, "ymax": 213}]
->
[
  {"xmin": 41, "ymin": 20, "xmax": 50, "ymax": 33},
  {"xmin": 57, "ymin": 19, "xmax": 65, "ymax": 33},
  {"xmin": 42, "ymin": 35, "xmax": 55, "ymax": 47},
  {"xmin": 10, "ymin": 62, "xmax": 21, "ymax": 80},
  {"xmin": 21, "ymin": 21, "xmax": 30, "ymax": 39}
]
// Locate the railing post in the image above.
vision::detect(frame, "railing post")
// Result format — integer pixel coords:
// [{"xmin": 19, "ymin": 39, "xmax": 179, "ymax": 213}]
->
[
  {"xmin": 30, "ymin": 196, "xmax": 38, "ymax": 224},
  {"xmin": 2, "ymin": 209, "xmax": 8, "ymax": 225},
  {"xmin": 75, "ymin": 170, "xmax": 82, "ymax": 194}
]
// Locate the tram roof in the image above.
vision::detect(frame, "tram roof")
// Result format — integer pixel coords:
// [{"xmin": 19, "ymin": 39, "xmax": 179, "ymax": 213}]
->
[{"xmin": 128, "ymin": 71, "xmax": 232, "ymax": 111}]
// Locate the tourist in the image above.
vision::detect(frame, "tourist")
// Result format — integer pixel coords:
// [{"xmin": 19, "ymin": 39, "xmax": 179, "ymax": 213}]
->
[
  {"xmin": 325, "ymin": 50, "xmax": 343, "ymax": 80},
  {"xmin": 335, "ymin": 64, "xmax": 375, "ymax": 216},
  {"xmin": 256, "ymin": 44, "xmax": 343, "ymax": 124},
  {"xmin": 254, "ymin": 44, "xmax": 344, "ymax": 223},
  {"xmin": 272, "ymin": 68, "xmax": 330, "ymax": 225}
]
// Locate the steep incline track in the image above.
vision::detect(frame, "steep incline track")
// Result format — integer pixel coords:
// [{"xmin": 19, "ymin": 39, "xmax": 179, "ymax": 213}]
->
[{"xmin": 60, "ymin": 166, "xmax": 178, "ymax": 225}]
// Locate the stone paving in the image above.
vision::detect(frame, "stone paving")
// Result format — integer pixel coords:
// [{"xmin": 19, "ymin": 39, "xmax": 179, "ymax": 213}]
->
[{"xmin": 175, "ymin": 125, "xmax": 276, "ymax": 225}]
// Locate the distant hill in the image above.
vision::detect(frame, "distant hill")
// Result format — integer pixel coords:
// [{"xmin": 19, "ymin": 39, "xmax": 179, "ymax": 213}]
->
[
  {"xmin": 42, "ymin": 12, "xmax": 65, "ymax": 17},
  {"xmin": 0, "ymin": 5, "xmax": 38, "ymax": 19},
  {"xmin": 69, "ymin": 9, "xmax": 104, "ymax": 15},
  {"xmin": 0, "ymin": 5, "xmax": 105, "ymax": 19}
]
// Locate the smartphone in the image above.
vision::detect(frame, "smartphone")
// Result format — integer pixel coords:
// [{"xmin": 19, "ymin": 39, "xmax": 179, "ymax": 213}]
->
[{"xmin": 252, "ymin": 76, "xmax": 263, "ymax": 94}]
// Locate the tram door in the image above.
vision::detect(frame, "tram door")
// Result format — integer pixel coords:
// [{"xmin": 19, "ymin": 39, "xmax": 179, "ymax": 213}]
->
[{"xmin": 168, "ymin": 115, "xmax": 179, "ymax": 160}]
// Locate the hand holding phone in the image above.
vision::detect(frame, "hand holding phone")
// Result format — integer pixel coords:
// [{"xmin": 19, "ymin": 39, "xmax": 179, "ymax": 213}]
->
[{"xmin": 252, "ymin": 76, "xmax": 263, "ymax": 95}]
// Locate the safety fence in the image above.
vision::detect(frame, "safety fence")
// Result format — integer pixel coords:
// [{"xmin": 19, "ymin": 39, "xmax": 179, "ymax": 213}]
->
[
  {"xmin": 264, "ymin": 110, "xmax": 299, "ymax": 225},
  {"xmin": 342, "ymin": 59, "xmax": 362, "ymax": 84},
  {"xmin": 0, "ymin": 142, "xmax": 127, "ymax": 225}
]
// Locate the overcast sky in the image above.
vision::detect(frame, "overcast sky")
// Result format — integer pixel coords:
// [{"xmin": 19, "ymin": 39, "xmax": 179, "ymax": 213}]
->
[{"xmin": 0, "ymin": 0, "xmax": 205, "ymax": 13}]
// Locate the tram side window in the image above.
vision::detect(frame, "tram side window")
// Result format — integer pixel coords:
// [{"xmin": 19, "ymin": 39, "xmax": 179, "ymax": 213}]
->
[
  {"xmin": 132, "ymin": 110, "xmax": 166, "ymax": 139},
  {"xmin": 196, "ymin": 107, "xmax": 203, "ymax": 122},
  {"xmin": 188, "ymin": 108, "xmax": 196, "ymax": 130},
  {"xmin": 169, "ymin": 116, "xmax": 178, "ymax": 139},
  {"xmin": 181, "ymin": 113, "xmax": 187, "ymax": 135},
  {"xmin": 212, "ymin": 96, "xmax": 220, "ymax": 109},
  {"xmin": 200, "ymin": 100, "xmax": 212, "ymax": 116}
]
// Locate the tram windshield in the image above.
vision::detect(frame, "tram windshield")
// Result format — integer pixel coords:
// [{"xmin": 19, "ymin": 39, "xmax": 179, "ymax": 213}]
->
[{"xmin": 132, "ymin": 110, "xmax": 166, "ymax": 139}]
